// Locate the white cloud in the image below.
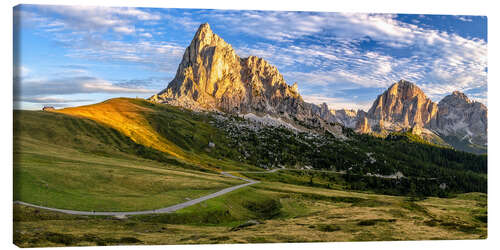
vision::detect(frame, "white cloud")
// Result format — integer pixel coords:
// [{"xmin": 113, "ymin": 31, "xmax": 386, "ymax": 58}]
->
[
  {"xmin": 62, "ymin": 39, "xmax": 186, "ymax": 73},
  {"xmin": 457, "ymin": 16, "xmax": 473, "ymax": 22},
  {"xmin": 16, "ymin": 6, "xmax": 187, "ymax": 74},
  {"xmin": 15, "ymin": 96, "xmax": 93, "ymax": 104},
  {"xmin": 16, "ymin": 5, "xmax": 164, "ymax": 38},
  {"xmin": 113, "ymin": 26, "xmax": 135, "ymax": 34},
  {"xmin": 15, "ymin": 76, "xmax": 156, "ymax": 97},
  {"xmin": 231, "ymin": 12, "xmax": 486, "ymax": 106},
  {"xmin": 15, "ymin": 7, "xmax": 487, "ymax": 109},
  {"xmin": 206, "ymin": 11, "xmax": 419, "ymax": 46},
  {"xmin": 302, "ymin": 94, "xmax": 373, "ymax": 111},
  {"xmin": 82, "ymin": 79, "xmax": 154, "ymax": 93},
  {"xmin": 14, "ymin": 66, "xmax": 30, "ymax": 78}
]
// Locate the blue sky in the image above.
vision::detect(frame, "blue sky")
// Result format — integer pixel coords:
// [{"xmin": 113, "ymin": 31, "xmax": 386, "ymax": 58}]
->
[{"xmin": 13, "ymin": 5, "xmax": 487, "ymax": 111}]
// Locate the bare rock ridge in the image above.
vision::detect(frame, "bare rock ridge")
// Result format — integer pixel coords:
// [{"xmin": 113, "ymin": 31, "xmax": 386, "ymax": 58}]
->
[
  {"xmin": 150, "ymin": 23, "xmax": 336, "ymax": 129},
  {"xmin": 435, "ymin": 91, "xmax": 487, "ymax": 146},
  {"xmin": 331, "ymin": 109, "xmax": 357, "ymax": 128},
  {"xmin": 355, "ymin": 115, "xmax": 371, "ymax": 134},
  {"xmin": 150, "ymin": 23, "xmax": 487, "ymax": 151},
  {"xmin": 356, "ymin": 80, "xmax": 487, "ymax": 148},
  {"xmin": 367, "ymin": 80, "xmax": 438, "ymax": 130}
]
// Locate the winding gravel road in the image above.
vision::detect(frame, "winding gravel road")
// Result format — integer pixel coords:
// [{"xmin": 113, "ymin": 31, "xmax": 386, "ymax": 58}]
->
[
  {"xmin": 14, "ymin": 167, "xmax": 412, "ymax": 217},
  {"xmin": 13, "ymin": 171, "xmax": 263, "ymax": 217}
]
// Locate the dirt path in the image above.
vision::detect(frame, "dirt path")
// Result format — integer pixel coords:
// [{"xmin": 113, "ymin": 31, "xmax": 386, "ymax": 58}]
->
[
  {"xmin": 13, "ymin": 171, "xmax": 261, "ymax": 217},
  {"xmin": 14, "ymin": 167, "xmax": 413, "ymax": 217}
]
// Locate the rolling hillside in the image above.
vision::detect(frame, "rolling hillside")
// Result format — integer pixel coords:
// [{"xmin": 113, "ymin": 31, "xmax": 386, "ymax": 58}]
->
[
  {"xmin": 13, "ymin": 97, "xmax": 488, "ymax": 246},
  {"xmin": 13, "ymin": 105, "xmax": 250, "ymax": 212},
  {"xmin": 54, "ymin": 98, "xmax": 258, "ymax": 172},
  {"xmin": 15, "ymin": 97, "xmax": 487, "ymax": 205}
]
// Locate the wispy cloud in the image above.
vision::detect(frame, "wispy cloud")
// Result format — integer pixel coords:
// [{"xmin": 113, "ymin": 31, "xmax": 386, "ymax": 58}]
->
[
  {"xmin": 15, "ymin": 76, "xmax": 156, "ymax": 97},
  {"xmin": 19, "ymin": 5, "xmax": 161, "ymax": 35},
  {"xmin": 302, "ymin": 94, "xmax": 373, "ymax": 111},
  {"xmin": 14, "ymin": 96, "xmax": 93, "ymax": 104},
  {"xmin": 457, "ymin": 16, "xmax": 473, "ymax": 22},
  {"xmin": 63, "ymin": 39, "xmax": 185, "ymax": 72},
  {"xmin": 16, "ymin": 5, "xmax": 187, "ymax": 73},
  {"xmin": 231, "ymin": 12, "xmax": 486, "ymax": 104},
  {"xmin": 14, "ymin": 6, "xmax": 487, "ymax": 110}
]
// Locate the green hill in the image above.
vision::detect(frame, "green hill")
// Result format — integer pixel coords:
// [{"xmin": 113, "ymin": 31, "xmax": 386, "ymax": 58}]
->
[
  {"xmin": 14, "ymin": 98, "xmax": 487, "ymax": 211},
  {"xmin": 13, "ymin": 98, "xmax": 488, "ymax": 246},
  {"xmin": 13, "ymin": 108, "xmax": 246, "ymax": 212}
]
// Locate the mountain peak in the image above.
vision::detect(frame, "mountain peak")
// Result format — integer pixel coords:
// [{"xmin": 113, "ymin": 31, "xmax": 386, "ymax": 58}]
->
[
  {"xmin": 441, "ymin": 90, "xmax": 472, "ymax": 105},
  {"xmin": 387, "ymin": 79, "xmax": 425, "ymax": 99},
  {"xmin": 368, "ymin": 80, "xmax": 437, "ymax": 128},
  {"xmin": 193, "ymin": 23, "xmax": 213, "ymax": 40},
  {"xmin": 388, "ymin": 79, "xmax": 416, "ymax": 90},
  {"xmin": 151, "ymin": 23, "xmax": 336, "ymax": 130},
  {"xmin": 198, "ymin": 23, "xmax": 211, "ymax": 32},
  {"xmin": 396, "ymin": 79, "xmax": 415, "ymax": 86},
  {"xmin": 189, "ymin": 22, "xmax": 227, "ymax": 49},
  {"xmin": 437, "ymin": 91, "xmax": 486, "ymax": 146},
  {"xmin": 451, "ymin": 90, "xmax": 471, "ymax": 102}
]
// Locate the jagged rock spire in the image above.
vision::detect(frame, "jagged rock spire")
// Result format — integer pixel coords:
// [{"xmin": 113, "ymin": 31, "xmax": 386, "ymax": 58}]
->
[
  {"xmin": 150, "ymin": 23, "xmax": 337, "ymax": 130},
  {"xmin": 436, "ymin": 90, "xmax": 487, "ymax": 146},
  {"xmin": 149, "ymin": 24, "xmax": 488, "ymax": 150},
  {"xmin": 367, "ymin": 79, "xmax": 438, "ymax": 129}
]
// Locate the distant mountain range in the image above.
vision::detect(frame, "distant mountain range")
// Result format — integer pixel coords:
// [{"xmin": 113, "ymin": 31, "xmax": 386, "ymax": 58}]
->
[
  {"xmin": 150, "ymin": 23, "xmax": 487, "ymax": 154},
  {"xmin": 348, "ymin": 81, "xmax": 487, "ymax": 153}
]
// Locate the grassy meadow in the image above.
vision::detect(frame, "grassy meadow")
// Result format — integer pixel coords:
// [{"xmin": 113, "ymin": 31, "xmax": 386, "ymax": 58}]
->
[
  {"xmin": 13, "ymin": 108, "xmax": 245, "ymax": 211},
  {"xmin": 13, "ymin": 98, "xmax": 487, "ymax": 246},
  {"xmin": 14, "ymin": 181, "xmax": 486, "ymax": 247}
]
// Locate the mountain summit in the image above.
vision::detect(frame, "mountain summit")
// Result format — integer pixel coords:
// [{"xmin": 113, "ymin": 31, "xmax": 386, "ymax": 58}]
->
[
  {"xmin": 435, "ymin": 90, "xmax": 487, "ymax": 146},
  {"xmin": 150, "ymin": 23, "xmax": 335, "ymax": 129},
  {"xmin": 367, "ymin": 80, "xmax": 438, "ymax": 130},
  {"xmin": 151, "ymin": 23, "xmax": 244, "ymax": 111},
  {"xmin": 327, "ymin": 80, "xmax": 487, "ymax": 152},
  {"xmin": 150, "ymin": 23, "xmax": 487, "ymax": 153},
  {"xmin": 360, "ymin": 80, "xmax": 487, "ymax": 151}
]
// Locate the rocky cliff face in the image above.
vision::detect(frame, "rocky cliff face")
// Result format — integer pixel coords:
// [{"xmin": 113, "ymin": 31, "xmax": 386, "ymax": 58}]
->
[
  {"xmin": 150, "ymin": 23, "xmax": 336, "ymax": 130},
  {"xmin": 361, "ymin": 80, "xmax": 487, "ymax": 149},
  {"xmin": 331, "ymin": 109, "xmax": 358, "ymax": 128},
  {"xmin": 367, "ymin": 80, "xmax": 438, "ymax": 130},
  {"xmin": 435, "ymin": 91, "xmax": 487, "ymax": 146},
  {"xmin": 151, "ymin": 23, "xmax": 246, "ymax": 111},
  {"xmin": 355, "ymin": 116, "xmax": 371, "ymax": 134},
  {"xmin": 150, "ymin": 23, "xmax": 487, "ymax": 152}
]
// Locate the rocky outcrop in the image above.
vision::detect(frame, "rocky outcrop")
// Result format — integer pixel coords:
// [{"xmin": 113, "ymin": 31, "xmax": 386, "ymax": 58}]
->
[
  {"xmin": 331, "ymin": 109, "xmax": 358, "ymax": 128},
  {"xmin": 150, "ymin": 23, "xmax": 245, "ymax": 111},
  {"xmin": 149, "ymin": 23, "xmax": 487, "ymax": 152},
  {"xmin": 434, "ymin": 91, "xmax": 487, "ymax": 146},
  {"xmin": 360, "ymin": 80, "xmax": 486, "ymax": 150},
  {"xmin": 150, "ymin": 23, "xmax": 338, "ymax": 131},
  {"xmin": 355, "ymin": 116, "xmax": 371, "ymax": 134},
  {"xmin": 367, "ymin": 80, "xmax": 438, "ymax": 130}
]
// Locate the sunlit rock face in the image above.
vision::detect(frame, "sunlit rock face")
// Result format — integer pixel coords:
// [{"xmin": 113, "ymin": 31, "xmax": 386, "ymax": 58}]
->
[
  {"xmin": 355, "ymin": 115, "xmax": 371, "ymax": 134},
  {"xmin": 151, "ymin": 23, "xmax": 339, "ymax": 131},
  {"xmin": 362, "ymin": 80, "xmax": 487, "ymax": 148},
  {"xmin": 150, "ymin": 23, "xmax": 487, "ymax": 150},
  {"xmin": 367, "ymin": 80, "xmax": 438, "ymax": 131},
  {"xmin": 331, "ymin": 109, "xmax": 358, "ymax": 129},
  {"xmin": 151, "ymin": 23, "xmax": 245, "ymax": 112}
]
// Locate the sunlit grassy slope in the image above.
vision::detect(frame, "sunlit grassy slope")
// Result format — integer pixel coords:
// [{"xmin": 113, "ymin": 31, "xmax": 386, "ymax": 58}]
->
[
  {"xmin": 55, "ymin": 98, "xmax": 257, "ymax": 172},
  {"xmin": 13, "ymin": 108, "xmax": 247, "ymax": 211},
  {"xmin": 56, "ymin": 98, "xmax": 186, "ymax": 160}
]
